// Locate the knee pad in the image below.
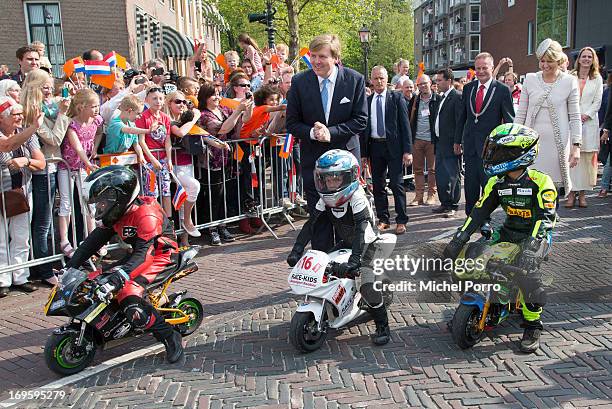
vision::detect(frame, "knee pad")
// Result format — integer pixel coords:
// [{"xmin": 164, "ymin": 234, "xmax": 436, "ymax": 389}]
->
[
  {"xmin": 360, "ymin": 282, "xmax": 383, "ymax": 309},
  {"xmin": 124, "ymin": 303, "xmax": 151, "ymax": 330}
]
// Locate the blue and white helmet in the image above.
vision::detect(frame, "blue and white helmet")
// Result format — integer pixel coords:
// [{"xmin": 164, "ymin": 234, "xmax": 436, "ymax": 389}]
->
[{"xmin": 314, "ymin": 149, "xmax": 360, "ymax": 207}]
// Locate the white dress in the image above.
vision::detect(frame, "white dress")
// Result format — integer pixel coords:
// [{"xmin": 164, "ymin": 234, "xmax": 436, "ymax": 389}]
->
[
  {"xmin": 515, "ymin": 72, "xmax": 582, "ymax": 193},
  {"xmin": 569, "ymin": 74, "xmax": 603, "ymax": 190}
]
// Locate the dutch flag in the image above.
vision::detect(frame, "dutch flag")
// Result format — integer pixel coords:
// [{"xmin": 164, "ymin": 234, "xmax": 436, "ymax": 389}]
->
[
  {"xmin": 299, "ymin": 47, "xmax": 312, "ymax": 69},
  {"xmin": 72, "ymin": 58, "xmax": 85, "ymax": 73},
  {"xmin": 279, "ymin": 133, "xmax": 294, "ymax": 159},
  {"xmin": 84, "ymin": 60, "xmax": 111, "ymax": 76},
  {"xmin": 172, "ymin": 182, "xmax": 187, "ymax": 210},
  {"xmin": 104, "ymin": 51, "xmax": 117, "ymax": 68}
]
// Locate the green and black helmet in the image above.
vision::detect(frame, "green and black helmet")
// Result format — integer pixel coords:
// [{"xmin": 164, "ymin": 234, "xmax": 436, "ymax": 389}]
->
[{"xmin": 482, "ymin": 123, "xmax": 539, "ymax": 177}]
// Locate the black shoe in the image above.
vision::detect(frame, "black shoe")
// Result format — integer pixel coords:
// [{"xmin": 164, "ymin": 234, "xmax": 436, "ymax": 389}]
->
[
  {"xmin": 431, "ymin": 205, "xmax": 448, "ymax": 214},
  {"xmin": 372, "ymin": 321, "xmax": 391, "ymax": 346},
  {"xmin": 444, "ymin": 209, "xmax": 457, "ymax": 218},
  {"xmin": 0, "ymin": 287, "xmax": 8, "ymax": 298},
  {"xmin": 209, "ymin": 230, "xmax": 221, "ymax": 246},
  {"xmin": 163, "ymin": 331, "xmax": 184, "ymax": 363},
  {"xmin": 13, "ymin": 282, "xmax": 37, "ymax": 293},
  {"xmin": 218, "ymin": 226, "xmax": 235, "ymax": 242},
  {"xmin": 520, "ymin": 327, "xmax": 542, "ymax": 353}
]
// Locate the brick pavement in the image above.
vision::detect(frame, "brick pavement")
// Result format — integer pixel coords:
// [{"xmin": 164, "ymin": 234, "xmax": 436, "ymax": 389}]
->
[{"xmin": 1, "ymin": 191, "xmax": 611, "ymax": 408}]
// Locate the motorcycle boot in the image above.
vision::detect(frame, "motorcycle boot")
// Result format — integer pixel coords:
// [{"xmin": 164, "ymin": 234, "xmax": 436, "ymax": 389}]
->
[
  {"xmin": 162, "ymin": 330, "xmax": 184, "ymax": 363},
  {"xmin": 520, "ymin": 326, "xmax": 542, "ymax": 353},
  {"xmin": 370, "ymin": 305, "xmax": 391, "ymax": 346}
]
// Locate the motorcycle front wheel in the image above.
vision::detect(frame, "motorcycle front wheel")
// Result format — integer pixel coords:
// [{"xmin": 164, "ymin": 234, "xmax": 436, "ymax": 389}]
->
[
  {"xmin": 289, "ymin": 311, "xmax": 327, "ymax": 353},
  {"xmin": 451, "ymin": 304, "xmax": 484, "ymax": 349},
  {"xmin": 44, "ymin": 330, "xmax": 97, "ymax": 375}
]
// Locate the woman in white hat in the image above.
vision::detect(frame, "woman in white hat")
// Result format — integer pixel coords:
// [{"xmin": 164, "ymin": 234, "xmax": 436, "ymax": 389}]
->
[{"xmin": 514, "ymin": 38, "xmax": 582, "ymax": 198}]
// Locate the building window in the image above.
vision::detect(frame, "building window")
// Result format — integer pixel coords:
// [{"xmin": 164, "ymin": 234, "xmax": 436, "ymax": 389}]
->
[
  {"xmin": 469, "ymin": 34, "xmax": 480, "ymax": 60},
  {"xmin": 469, "ymin": 5, "xmax": 480, "ymax": 32},
  {"xmin": 169, "ymin": 0, "xmax": 176, "ymax": 11},
  {"xmin": 527, "ymin": 20, "xmax": 535, "ymax": 55},
  {"xmin": 24, "ymin": 2, "xmax": 65, "ymax": 78},
  {"xmin": 187, "ymin": 0, "xmax": 192, "ymax": 23},
  {"xmin": 536, "ymin": 0, "xmax": 569, "ymax": 47}
]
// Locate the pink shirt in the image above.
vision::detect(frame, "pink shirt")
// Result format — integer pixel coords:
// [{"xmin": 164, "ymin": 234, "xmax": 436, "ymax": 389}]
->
[
  {"xmin": 135, "ymin": 109, "xmax": 172, "ymax": 160},
  {"xmin": 59, "ymin": 115, "xmax": 103, "ymax": 170}
]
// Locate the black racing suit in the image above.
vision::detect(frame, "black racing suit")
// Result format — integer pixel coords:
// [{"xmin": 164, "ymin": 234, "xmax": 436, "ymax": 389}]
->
[
  {"xmin": 289, "ymin": 187, "xmax": 388, "ymax": 320},
  {"xmin": 447, "ymin": 168, "xmax": 558, "ymax": 329}
]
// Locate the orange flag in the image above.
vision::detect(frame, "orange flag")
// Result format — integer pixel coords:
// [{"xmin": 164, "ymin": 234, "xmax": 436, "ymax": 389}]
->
[
  {"xmin": 233, "ymin": 144, "xmax": 244, "ymax": 162},
  {"xmin": 467, "ymin": 68, "xmax": 476, "ymax": 81},
  {"xmin": 219, "ymin": 98, "xmax": 240, "ymax": 110},
  {"xmin": 115, "ymin": 53, "xmax": 127, "ymax": 70},
  {"xmin": 270, "ymin": 54, "xmax": 281, "ymax": 69},
  {"xmin": 417, "ymin": 61, "xmax": 425, "ymax": 80},
  {"xmin": 63, "ymin": 56, "xmax": 84, "ymax": 78},
  {"xmin": 91, "ymin": 73, "xmax": 116, "ymax": 90}
]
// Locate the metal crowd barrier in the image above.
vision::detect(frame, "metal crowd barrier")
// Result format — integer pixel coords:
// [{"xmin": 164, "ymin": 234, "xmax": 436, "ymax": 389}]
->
[{"xmin": 0, "ymin": 135, "xmax": 303, "ymax": 276}]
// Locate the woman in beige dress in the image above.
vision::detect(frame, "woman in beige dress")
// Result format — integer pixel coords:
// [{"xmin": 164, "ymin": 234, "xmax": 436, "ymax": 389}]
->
[
  {"xmin": 515, "ymin": 39, "xmax": 582, "ymax": 197},
  {"xmin": 568, "ymin": 47, "xmax": 603, "ymax": 207}
]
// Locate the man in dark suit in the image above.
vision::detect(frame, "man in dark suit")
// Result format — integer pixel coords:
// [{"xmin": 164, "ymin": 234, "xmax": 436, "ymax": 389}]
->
[
  {"xmin": 286, "ymin": 34, "xmax": 368, "ymax": 250},
  {"xmin": 361, "ymin": 66, "xmax": 412, "ymax": 234},
  {"xmin": 456, "ymin": 52, "xmax": 515, "ymax": 225},
  {"xmin": 432, "ymin": 68, "xmax": 464, "ymax": 218}
]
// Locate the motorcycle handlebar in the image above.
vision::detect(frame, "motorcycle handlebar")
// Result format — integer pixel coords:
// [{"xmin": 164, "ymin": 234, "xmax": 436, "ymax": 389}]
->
[{"xmin": 487, "ymin": 260, "xmax": 526, "ymax": 276}]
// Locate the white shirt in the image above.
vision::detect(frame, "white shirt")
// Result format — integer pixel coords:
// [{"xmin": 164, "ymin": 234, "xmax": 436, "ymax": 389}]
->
[
  {"xmin": 434, "ymin": 87, "xmax": 453, "ymax": 137},
  {"xmin": 310, "ymin": 65, "xmax": 339, "ymax": 140},
  {"xmin": 370, "ymin": 89, "xmax": 387, "ymax": 138},
  {"xmin": 477, "ymin": 77, "xmax": 493, "ymax": 96}
]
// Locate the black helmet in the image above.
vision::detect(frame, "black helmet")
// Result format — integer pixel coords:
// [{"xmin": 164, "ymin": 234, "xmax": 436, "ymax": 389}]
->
[
  {"xmin": 482, "ymin": 123, "xmax": 539, "ymax": 177},
  {"xmin": 82, "ymin": 166, "xmax": 140, "ymax": 226}
]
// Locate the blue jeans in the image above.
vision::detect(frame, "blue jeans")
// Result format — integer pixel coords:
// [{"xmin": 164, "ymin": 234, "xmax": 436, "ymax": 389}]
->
[
  {"xmin": 601, "ymin": 157, "xmax": 612, "ymax": 191},
  {"xmin": 29, "ymin": 172, "xmax": 57, "ymax": 280}
]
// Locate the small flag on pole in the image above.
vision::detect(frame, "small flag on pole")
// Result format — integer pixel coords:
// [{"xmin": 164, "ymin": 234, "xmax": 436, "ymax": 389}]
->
[
  {"xmin": 299, "ymin": 47, "xmax": 312, "ymax": 68},
  {"xmin": 467, "ymin": 68, "xmax": 476, "ymax": 81},
  {"xmin": 172, "ymin": 181, "xmax": 188, "ymax": 210},
  {"xmin": 279, "ymin": 133, "xmax": 294, "ymax": 159},
  {"xmin": 63, "ymin": 57, "xmax": 85, "ymax": 77},
  {"xmin": 417, "ymin": 61, "xmax": 425, "ymax": 80},
  {"xmin": 233, "ymin": 144, "xmax": 244, "ymax": 162},
  {"xmin": 104, "ymin": 51, "xmax": 117, "ymax": 68},
  {"xmin": 84, "ymin": 60, "xmax": 111, "ymax": 76}
]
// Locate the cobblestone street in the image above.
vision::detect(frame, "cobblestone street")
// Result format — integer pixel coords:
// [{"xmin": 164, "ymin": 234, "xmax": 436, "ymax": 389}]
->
[{"xmin": 2, "ymin": 192, "xmax": 611, "ymax": 408}]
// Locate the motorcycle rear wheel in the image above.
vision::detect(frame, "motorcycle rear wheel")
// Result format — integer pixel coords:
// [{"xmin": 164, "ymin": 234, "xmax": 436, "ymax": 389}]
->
[
  {"xmin": 173, "ymin": 298, "xmax": 204, "ymax": 336},
  {"xmin": 289, "ymin": 311, "xmax": 327, "ymax": 353},
  {"xmin": 451, "ymin": 304, "xmax": 484, "ymax": 349},
  {"xmin": 44, "ymin": 331, "xmax": 97, "ymax": 376}
]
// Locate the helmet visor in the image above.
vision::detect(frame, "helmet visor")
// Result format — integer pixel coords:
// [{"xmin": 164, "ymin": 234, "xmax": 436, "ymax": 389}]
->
[
  {"xmin": 88, "ymin": 188, "xmax": 117, "ymax": 220},
  {"xmin": 314, "ymin": 169, "xmax": 354, "ymax": 194},
  {"xmin": 483, "ymin": 140, "xmax": 526, "ymax": 166}
]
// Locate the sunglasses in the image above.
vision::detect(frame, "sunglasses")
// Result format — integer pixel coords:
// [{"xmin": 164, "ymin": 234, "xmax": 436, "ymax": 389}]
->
[
  {"xmin": 173, "ymin": 99, "xmax": 187, "ymax": 105},
  {"xmin": 236, "ymin": 83, "xmax": 251, "ymax": 88},
  {"xmin": 147, "ymin": 87, "xmax": 164, "ymax": 95}
]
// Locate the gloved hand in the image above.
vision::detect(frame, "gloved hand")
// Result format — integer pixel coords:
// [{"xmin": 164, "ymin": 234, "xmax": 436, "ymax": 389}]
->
[
  {"xmin": 331, "ymin": 261, "xmax": 360, "ymax": 279},
  {"xmin": 516, "ymin": 238, "xmax": 544, "ymax": 274},
  {"xmin": 443, "ymin": 230, "xmax": 469, "ymax": 260},
  {"xmin": 94, "ymin": 282, "xmax": 116, "ymax": 303},
  {"xmin": 286, "ymin": 247, "xmax": 303, "ymax": 267}
]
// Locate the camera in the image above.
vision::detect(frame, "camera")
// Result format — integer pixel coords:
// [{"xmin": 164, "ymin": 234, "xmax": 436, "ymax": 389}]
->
[
  {"xmin": 124, "ymin": 69, "xmax": 142, "ymax": 86},
  {"xmin": 151, "ymin": 67, "xmax": 165, "ymax": 77},
  {"xmin": 245, "ymin": 91, "xmax": 253, "ymax": 99},
  {"xmin": 135, "ymin": 76, "xmax": 147, "ymax": 85}
]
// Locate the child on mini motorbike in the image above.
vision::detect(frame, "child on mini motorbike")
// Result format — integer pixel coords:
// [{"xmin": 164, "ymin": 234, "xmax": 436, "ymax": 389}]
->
[
  {"xmin": 286, "ymin": 149, "xmax": 391, "ymax": 345},
  {"xmin": 443, "ymin": 123, "xmax": 558, "ymax": 353},
  {"xmin": 64, "ymin": 165, "xmax": 184, "ymax": 363}
]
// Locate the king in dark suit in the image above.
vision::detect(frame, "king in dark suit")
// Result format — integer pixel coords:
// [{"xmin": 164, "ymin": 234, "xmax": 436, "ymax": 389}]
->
[
  {"xmin": 286, "ymin": 34, "xmax": 368, "ymax": 250},
  {"xmin": 456, "ymin": 52, "xmax": 515, "ymax": 221},
  {"xmin": 361, "ymin": 66, "xmax": 412, "ymax": 234}
]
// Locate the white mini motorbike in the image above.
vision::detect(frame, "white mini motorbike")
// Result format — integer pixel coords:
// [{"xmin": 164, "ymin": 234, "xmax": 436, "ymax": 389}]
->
[{"xmin": 287, "ymin": 233, "xmax": 397, "ymax": 352}]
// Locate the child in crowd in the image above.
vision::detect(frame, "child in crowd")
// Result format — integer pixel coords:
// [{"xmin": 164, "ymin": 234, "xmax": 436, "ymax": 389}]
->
[
  {"xmin": 136, "ymin": 87, "xmax": 173, "ymax": 216},
  {"xmin": 177, "ymin": 77, "xmax": 200, "ymax": 108},
  {"xmin": 103, "ymin": 95, "xmax": 149, "ymax": 164},
  {"xmin": 57, "ymin": 88, "xmax": 102, "ymax": 257},
  {"xmin": 237, "ymin": 33, "xmax": 264, "ymax": 76}
]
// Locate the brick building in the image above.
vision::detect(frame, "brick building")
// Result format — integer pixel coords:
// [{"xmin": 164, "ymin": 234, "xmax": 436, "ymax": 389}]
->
[
  {"xmin": 481, "ymin": 0, "xmax": 611, "ymax": 78},
  {"xmin": 0, "ymin": 0, "xmax": 227, "ymax": 78}
]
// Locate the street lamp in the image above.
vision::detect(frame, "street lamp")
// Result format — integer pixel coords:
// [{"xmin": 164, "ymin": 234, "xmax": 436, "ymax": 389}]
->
[{"xmin": 358, "ymin": 25, "xmax": 370, "ymax": 80}]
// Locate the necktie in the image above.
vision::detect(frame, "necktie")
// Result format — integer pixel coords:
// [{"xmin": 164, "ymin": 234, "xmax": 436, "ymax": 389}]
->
[
  {"xmin": 321, "ymin": 78, "xmax": 330, "ymax": 118},
  {"xmin": 376, "ymin": 94, "xmax": 385, "ymax": 137},
  {"xmin": 475, "ymin": 84, "xmax": 485, "ymax": 114}
]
